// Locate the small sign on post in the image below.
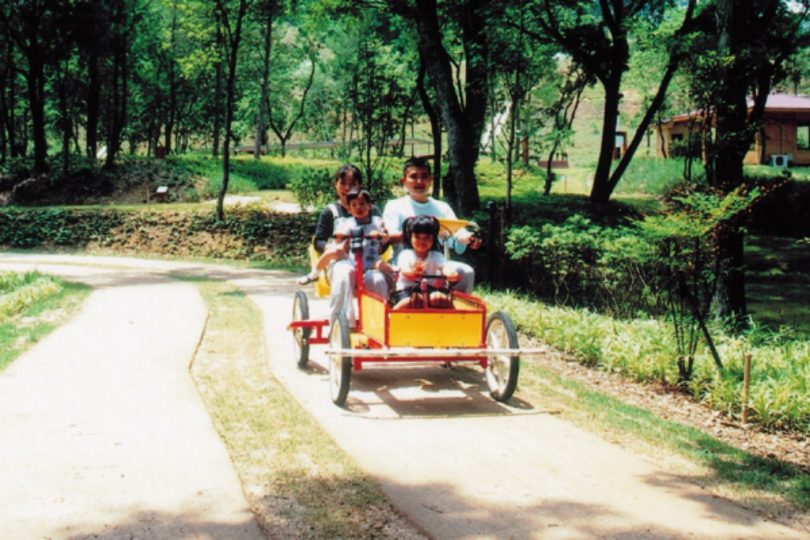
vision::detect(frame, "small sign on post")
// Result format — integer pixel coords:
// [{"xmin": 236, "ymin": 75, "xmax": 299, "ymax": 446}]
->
[{"xmin": 154, "ymin": 185, "xmax": 169, "ymax": 202}]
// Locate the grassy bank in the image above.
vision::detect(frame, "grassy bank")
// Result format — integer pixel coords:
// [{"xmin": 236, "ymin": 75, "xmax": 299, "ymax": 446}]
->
[
  {"xmin": 0, "ymin": 271, "xmax": 90, "ymax": 370},
  {"xmin": 483, "ymin": 289, "xmax": 810, "ymax": 434},
  {"xmin": 186, "ymin": 277, "xmax": 422, "ymax": 538}
]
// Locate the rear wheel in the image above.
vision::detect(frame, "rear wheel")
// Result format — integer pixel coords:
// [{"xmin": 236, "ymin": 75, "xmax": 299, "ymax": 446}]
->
[
  {"xmin": 329, "ymin": 312, "xmax": 352, "ymax": 407},
  {"xmin": 484, "ymin": 311, "xmax": 520, "ymax": 402},
  {"xmin": 292, "ymin": 291, "xmax": 311, "ymax": 368}
]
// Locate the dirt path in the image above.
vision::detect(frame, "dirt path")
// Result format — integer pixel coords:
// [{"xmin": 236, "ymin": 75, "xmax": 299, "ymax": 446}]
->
[
  {"xmin": 255, "ymin": 293, "xmax": 804, "ymax": 540},
  {"xmin": 0, "ymin": 254, "xmax": 805, "ymax": 539},
  {"xmin": 0, "ymin": 257, "xmax": 263, "ymax": 540}
]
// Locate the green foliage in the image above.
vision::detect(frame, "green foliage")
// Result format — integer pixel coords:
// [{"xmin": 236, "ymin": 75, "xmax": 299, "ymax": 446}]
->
[
  {"xmin": 170, "ymin": 153, "xmax": 341, "ymax": 198},
  {"xmin": 614, "ymin": 157, "xmax": 703, "ymax": 195},
  {"xmin": 0, "ymin": 272, "xmax": 89, "ymax": 371},
  {"xmin": 483, "ymin": 289, "xmax": 810, "ymax": 433},
  {"xmin": 0, "ymin": 272, "xmax": 62, "ymax": 321},
  {"xmin": 288, "ymin": 166, "xmax": 337, "ymax": 210},
  {"xmin": 0, "ymin": 209, "xmax": 125, "ymax": 248},
  {"xmin": 0, "ymin": 207, "xmax": 312, "ymax": 268},
  {"xmin": 505, "ymin": 187, "xmax": 768, "ymax": 381},
  {"xmin": 505, "ymin": 215, "xmax": 658, "ymax": 318}
]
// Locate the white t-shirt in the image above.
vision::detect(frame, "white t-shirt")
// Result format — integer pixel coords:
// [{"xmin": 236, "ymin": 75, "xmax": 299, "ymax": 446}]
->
[
  {"xmin": 383, "ymin": 196, "xmax": 457, "ymax": 261},
  {"xmin": 382, "ymin": 196, "xmax": 457, "ymax": 235},
  {"xmin": 395, "ymin": 249, "xmax": 446, "ymax": 291}
]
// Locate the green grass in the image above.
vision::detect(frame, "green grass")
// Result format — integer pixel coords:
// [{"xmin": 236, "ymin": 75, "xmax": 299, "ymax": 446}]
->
[
  {"xmin": 0, "ymin": 272, "xmax": 90, "ymax": 370},
  {"xmin": 185, "ymin": 277, "xmax": 414, "ymax": 537},
  {"xmin": 169, "ymin": 152, "xmax": 341, "ymax": 197},
  {"xmin": 746, "ymin": 235, "xmax": 810, "ymax": 336},
  {"xmin": 482, "ymin": 289, "xmax": 810, "ymax": 433}
]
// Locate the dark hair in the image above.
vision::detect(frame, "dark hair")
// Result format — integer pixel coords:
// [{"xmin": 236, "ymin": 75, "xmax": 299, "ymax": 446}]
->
[
  {"xmin": 335, "ymin": 164, "xmax": 363, "ymax": 185},
  {"xmin": 346, "ymin": 188, "xmax": 372, "ymax": 204},
  {"xmin": 403, "ymin": 215, "xmax": 440, "ymax": 251},
  {"xmin": 402, "ymin": 156, "xmax": 431, "ymax": 176}
]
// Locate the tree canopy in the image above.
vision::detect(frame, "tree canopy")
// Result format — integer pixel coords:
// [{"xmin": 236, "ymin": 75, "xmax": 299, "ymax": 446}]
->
[{"xmin": 1, "ymin": 0, "xmax": 809, "ymax": 210}]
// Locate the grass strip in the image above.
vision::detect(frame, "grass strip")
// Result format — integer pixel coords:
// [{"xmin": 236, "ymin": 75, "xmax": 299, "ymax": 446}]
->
[
  {"xmin": 483, "ymin": 289, "xmax": 810, "ymax": 432},
  {"xmin": 185, "ymin": 277, "xmax": 421, "ymax": 538},
  {"xmin": 516, "ymin": 360, "xmax": 810, "ymax": 516},
  {"xmin": 0, "ymin": 274, "xmax": 62, "ymax": 321},
  {"xmin": 0, "ymin": 276, "xmax": 90, "ymax": 371}
]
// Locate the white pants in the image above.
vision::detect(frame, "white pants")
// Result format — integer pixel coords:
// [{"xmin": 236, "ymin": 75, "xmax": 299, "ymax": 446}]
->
[{"xmin": 329, "ymin": 259, "xmax": 389, "ymax": 325}]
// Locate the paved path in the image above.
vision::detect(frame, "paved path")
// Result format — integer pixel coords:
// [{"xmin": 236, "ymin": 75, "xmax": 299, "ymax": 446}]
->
[
  {"xmin": 0, "ymin": 256, "xmax": 263, "ymax": 540},
  {"xmin": 0, "ymin": 254, "xmax": 806, "ymax": 540}
]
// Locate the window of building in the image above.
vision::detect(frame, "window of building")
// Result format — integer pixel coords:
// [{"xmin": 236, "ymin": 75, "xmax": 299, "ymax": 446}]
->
[{"xmin": 798, "ymin": 124, "xmax": 810, "ymax": 150}]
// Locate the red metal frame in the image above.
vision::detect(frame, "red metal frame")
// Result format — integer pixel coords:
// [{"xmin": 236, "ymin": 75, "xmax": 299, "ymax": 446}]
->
[{"xmin": 291, "ymin": 227, "xmax": 490, "ymax": 370}]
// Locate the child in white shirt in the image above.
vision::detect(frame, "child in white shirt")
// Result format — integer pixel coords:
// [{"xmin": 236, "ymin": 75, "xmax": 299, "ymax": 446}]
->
[{"xmin": 393, "ymin": 215, "xmax": 459, "ymax": 310}]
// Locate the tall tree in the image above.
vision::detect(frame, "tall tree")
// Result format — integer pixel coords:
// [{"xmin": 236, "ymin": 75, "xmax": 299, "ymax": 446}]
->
[
  {"xmin": 103, "ymin": 0, "xmax": 145, "ymax": 168},
  {"xmin": 1, "ymin": 0, "xmax": 55, "ymax": 172},
  {"xmin": 489, "ymin": 0, "xmax": 555, "ymax": 215},
  {"xmin": 689, "ymin": 0, "xmax": 809, "ymax": 324},
  {"xmin": 525, "ymin": 0, "xmax": 697, "ymax": 202},
  {"xmin": 386, "ymin": 0, "xmax": 493, "ymax": 215},
  {"xmin": 214, "ymin": 0, "xmax": 251, "ymax": 221},
  {"xmin": 266, "ymin": 23, "xmax": 318, "ymax": 157}
]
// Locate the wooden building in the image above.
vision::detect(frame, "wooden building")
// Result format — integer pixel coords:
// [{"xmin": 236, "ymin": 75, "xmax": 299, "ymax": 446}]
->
[{"xmin": 655, "ymin": 93, "xmax": 810, "ymax": 167}]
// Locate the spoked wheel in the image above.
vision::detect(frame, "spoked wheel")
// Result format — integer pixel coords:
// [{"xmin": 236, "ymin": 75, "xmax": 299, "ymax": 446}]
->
[
  {"xmin": 292, "ymin": 291, "xmax": 311, "ymax": 368},
  {"xmin": 328, "ymin": 312, "xmax": 352, "ymax": 407},
  {"xmin": 484, "ymin": 311, "xmax": 520, "ymax": 402}
]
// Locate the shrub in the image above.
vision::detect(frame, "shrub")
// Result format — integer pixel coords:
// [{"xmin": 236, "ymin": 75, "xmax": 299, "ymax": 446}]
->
[
  {"xmin": 0, "ymin": 207, "xmax": 312, "ymax": 268},
  {"xmin": 482, "ymin": 289, "xmax": 810, "ymax": 433}
]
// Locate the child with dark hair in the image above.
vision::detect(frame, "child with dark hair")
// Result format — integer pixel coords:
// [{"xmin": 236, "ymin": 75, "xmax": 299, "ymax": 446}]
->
[
  {"xmin": 297, "ymin": 164, "xmax": 382, "ymax": 285},
  {"xmin": 392, "ymin": 215, "xmax": 458, "ymax": 310},
  {"xmin": 318, "ymin": 189, "xmax": 391, "ymax": 325}
]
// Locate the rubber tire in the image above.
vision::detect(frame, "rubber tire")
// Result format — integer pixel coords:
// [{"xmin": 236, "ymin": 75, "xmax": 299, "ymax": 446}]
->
[
  {"xmin": 484, "ymin": 311, "xmax": 520, "ymax": 402},
  {"xmin": 292, "ymin": 291, "xmax": 311, "ymax": 368},
  {"xmin": 329, "ymin": 312, "xmax": 352, "ymax": 407}
]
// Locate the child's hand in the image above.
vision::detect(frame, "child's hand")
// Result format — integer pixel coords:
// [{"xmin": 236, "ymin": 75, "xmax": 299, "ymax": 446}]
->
[
  {"xmin": 445, "ymin": 271, "xmax": 461, "ymax": 283},
  {"xmin": 368, "ymin": 230, "xmax": 389, "ymax": 246},
  {"xmin": 326, "ymin": 240, "xmax": 348, "ymax": 259}
]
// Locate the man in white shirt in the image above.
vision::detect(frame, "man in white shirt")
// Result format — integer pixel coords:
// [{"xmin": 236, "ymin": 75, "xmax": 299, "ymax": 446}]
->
[{"xmin": 383, "ymin": 156, "xmax": 480, "ymax": 293}]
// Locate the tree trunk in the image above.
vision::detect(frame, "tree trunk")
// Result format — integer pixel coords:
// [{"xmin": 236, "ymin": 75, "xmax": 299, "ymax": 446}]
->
[
  {"xmin": 105, "ymin": 10, "xmax": 129, "ymax": 170},
  {"xmin": 24, "ymin": 49, "xmax": 48, "ymax": 173},
  {"xmin": 4, "ymin": 55, "xmax": 17, "ymax": 158},
  {"xmin": 712, "ymin": 227, "xmax": 747, "ymax": 326},
  {"xmin": 86, "ymin": 48, "xmax": 100, "ymax": 160},
  {"xmin": 417, "ymin": 55, "xmax": 442, "ymax": 198},
  {"xmin": 589, "ymin": 78, "xmax": 621, "ymax": 202},
  {"xmin": 407, "ymin": 0, "xmax": 488, "ymax": 215},
  {"xmin": 707, "ymin": 0, "xmax": 754, "ymax": 325},
  {"xmin": 505, "ymin": 90, "xmax": 519, "ymax": 215},
  {"xmin": 212, "ymin": 18, "xmax": 224, "ymax": 157},
  {"xmin": 216, "ymin": 0, "xmax": 248, "ymax": 222},
  {"xmin": 58, "ymin": 62, "xmax": 70, "ymax": 175},
  {"xmin": 255, "ymin": 1, "xmax": 274, "ymax": 159}
]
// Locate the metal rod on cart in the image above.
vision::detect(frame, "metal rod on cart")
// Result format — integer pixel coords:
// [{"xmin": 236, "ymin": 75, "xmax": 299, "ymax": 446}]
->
[{"xmin": 324, "ymin": 347, "xmax": 547, "ymax": 358}]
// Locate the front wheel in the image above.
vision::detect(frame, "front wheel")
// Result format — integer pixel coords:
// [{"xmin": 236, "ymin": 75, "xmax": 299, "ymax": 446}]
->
[
  {"xmin": 329, "ymin": 312, "xmax": 352, "ymax": 407},
  {"xmin": 484, "ymin": 311, "xmax": 520, "ymax": 402},
  {"xmin": 292, "ymin": 291, "xmax": 311, "ymax": 368}
]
